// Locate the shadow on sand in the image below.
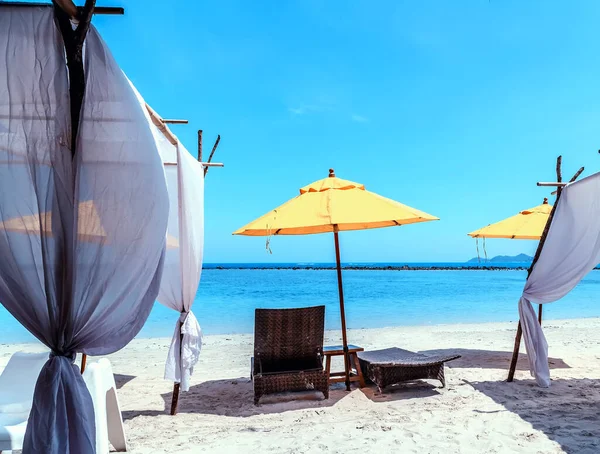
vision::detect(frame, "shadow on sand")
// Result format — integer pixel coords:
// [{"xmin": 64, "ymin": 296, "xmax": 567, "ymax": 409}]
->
[
  {"xmin": 123, "ymin": 377, "xmax": 447, "ymax": 420},
  {"xmin": 420, "ymin": 348, "xmax": 570, "ymax": 371},
  {"xmin": 122, "ymin": 348, "xmax": 571, "ymax": 421},
  {"xmin": 113, "ymin": 373, "xmax": 136, "ymax": 390},
  {"xmin": 468, "ymin": 377, "xmax": 600, "ymax": 454},
  {"xmin": 123, "ymin": 376, "xmax": 338, "ymax": 420}
]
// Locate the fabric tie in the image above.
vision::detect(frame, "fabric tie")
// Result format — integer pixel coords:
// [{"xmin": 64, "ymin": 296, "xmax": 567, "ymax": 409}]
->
[{"xmin": 49, "ymin": 351, "xmax": 77, "ymax": 363}]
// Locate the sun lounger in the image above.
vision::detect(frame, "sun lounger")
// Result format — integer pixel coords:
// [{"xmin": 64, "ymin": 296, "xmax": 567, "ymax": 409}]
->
[
  {"xmin": 0, "ymin": 412, "xmax": 28, "ymax": 453},
  {"xmin": 0, "ymin": 353, "xmax": 127, "ymax": 454},
  {"xmin": 82, "ymin": 358, "xmax": 127, "ymax": 453},
  {"xmin": 0, "ymin": 352, "xmax": 48, "ymax": 415},
  {"xmin": 251, "ymin": 306, "xmax": 329, "ymax": 405},
  {"xmin": 357, "ymin": 347, "xmax": 460, "ymax": 392},
  {"xmin": 0, "ymin": 351, "xmax": 48, "ymax": 453}
]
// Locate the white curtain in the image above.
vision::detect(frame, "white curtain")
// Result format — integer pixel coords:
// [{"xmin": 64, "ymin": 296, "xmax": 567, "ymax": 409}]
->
[
  {"xmin": 131, "ymin": 85, "xmax": 205, "ymax": 392},
  {"xmin": 161, "ymin": 144, "xmax": 204, "ymax": 392},
  {"xmin": 519, "ymin": 172, "xmax": 600, "ymax": 387},
  {"xmin": 0, "ymin": 8, "xmax": 169, "ymax": 453}
]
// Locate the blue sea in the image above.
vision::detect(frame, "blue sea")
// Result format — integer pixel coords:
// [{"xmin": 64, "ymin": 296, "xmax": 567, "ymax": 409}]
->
[{"xmin": 2, "ymin": 262, "xmax": 600, "ymax": 343}]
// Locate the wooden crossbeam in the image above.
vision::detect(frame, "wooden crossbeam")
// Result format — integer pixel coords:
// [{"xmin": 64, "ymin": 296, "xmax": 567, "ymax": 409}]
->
[
  {"xmin": 536, "ymin": 182, "xmax": 568, "ymax": 187},
  {"xmin": 0, "ymin": 1, "xmax": 123, "ymax": 15}
]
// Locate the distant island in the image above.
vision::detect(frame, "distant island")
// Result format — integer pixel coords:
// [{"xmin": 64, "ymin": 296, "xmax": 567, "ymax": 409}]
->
[{"xmin": 467, "ymin": 253, "xmax": 533, "ymax": 264}]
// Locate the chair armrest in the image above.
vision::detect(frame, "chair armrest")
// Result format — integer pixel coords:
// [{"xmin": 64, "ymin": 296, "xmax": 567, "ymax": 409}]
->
[
  {"xmin": 315, "ymin": 348, "xmax": 324, "ymax": 368},
  {"xmin": 254, "ymin": 354, "xmax": 263, "ymax": 375}
]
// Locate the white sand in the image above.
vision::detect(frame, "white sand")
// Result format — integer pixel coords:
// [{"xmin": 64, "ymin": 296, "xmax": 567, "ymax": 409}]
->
[{"xmin": 2, "ymin": 318, "xmax": 600, "ymax": 453}]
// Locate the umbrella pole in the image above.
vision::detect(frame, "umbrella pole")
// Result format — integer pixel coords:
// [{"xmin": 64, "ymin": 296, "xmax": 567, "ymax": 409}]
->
[
  {"xmin": 80, "ymin": 353, "xmax": 87, "ymax": 374},
  {"xmin": 333, "ymin": 227, "xmax": 351, "ymax": 391}
]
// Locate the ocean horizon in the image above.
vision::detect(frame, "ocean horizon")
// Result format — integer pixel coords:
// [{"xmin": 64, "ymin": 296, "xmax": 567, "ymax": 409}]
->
[
  {"xmin": 201, "ymin": 261, "xmax": 531, "ymax": 269},
  {"xmin": 1, "ymin": 262, "xmax": 599, "ymax": 344}
]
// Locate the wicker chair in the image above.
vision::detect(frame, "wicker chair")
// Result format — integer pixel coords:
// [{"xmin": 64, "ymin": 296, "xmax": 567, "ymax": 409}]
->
[{"xmin": 251, "ymin": 306, "xmax": 329, "ymax": 405}]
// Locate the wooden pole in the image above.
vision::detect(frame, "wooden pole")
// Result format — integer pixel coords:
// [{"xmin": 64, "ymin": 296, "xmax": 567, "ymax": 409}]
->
[
  {"xmin": 170, "ymin": 384, "xmax": 181, "ymax": 415},
  {"xmin": 51, "ymin": 0, "xmax": 77, "ymax": 16},
  {"xmin": 146, "ymin": 103, "xmax": 178, "ymax": 146},
  {"xmin": 80, "ymin": 353, "xmax": 87, "ymax": 374},
  {"xmin": 199, "ymin": 162, "xmax": 224, "ymax": 167},
  {"xmin": 507, "ymin": 156, "xmax": 582, "ymax": 382},
  {"xmin": 550, "ymin": 167, "xmax": 584, "ymax": 195},
  {"xmin": 328, "ymin": 168, "xmax": 350, "ymax": 391},
  {"xmin": 198, "ymin": 130, "xmax": 203, "ymax": 162},
  {"xmin": 204, "ymin": 135, "xmax": 221, "ymax": 177},
  {"xmin": 333, "ymin": 227, "xmax": 351, "ymax": 392},
  {"xmin": 0, "ymin": 2, "xmax": 123, "ymax": 15},
  {"xmin": 536, "ymin": 158, "xmax": 562, "ymax": 323},
  {"xmin": 170, "ymin": 331, "xmax": 184, "ymax": 415},
  {"xmin": 52, "ymin": 0, "xmax": 96, "ymax": 155},
  {"xmin": 537, "ymin": 182, "xmax": 568, "ymax": 187}
]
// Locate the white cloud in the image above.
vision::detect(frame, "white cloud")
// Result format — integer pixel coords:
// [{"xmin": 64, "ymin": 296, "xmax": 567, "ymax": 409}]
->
[
  {"xmin": 288, "ymin": 107, "xmax": 307, "ymax": 115},
  {"xmin": 288, "ymin": 104, "xmax": 324, "ymax": 115},
  {"xmin": 351, "ymin": 114, "xmax": 369, "ymax": 123}
]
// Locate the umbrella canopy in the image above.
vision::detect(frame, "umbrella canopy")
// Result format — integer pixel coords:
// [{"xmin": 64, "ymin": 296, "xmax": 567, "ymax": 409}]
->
[
  {"xmin": 234, "ymin": 172, "xmax": 438, "ymax": 236},
  {"xmin": 468, "ymin": 198, "xmax": 551, "ymax": 240},
  {"xmin": 234, "ymin": 169, "xmax": 439, "ymax": 391},
  {"xmin": 0, "ymin": 200, "xmax": 106, "ymax": 242},
  {"xmin": 0, "ymin": 200, "xmax": 179, "ymax": 248}
]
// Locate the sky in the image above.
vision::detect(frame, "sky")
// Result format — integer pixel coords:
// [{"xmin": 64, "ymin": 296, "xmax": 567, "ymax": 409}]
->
[{"xmin": 90, "ymin": 0, "xmax": 600, "ymax": 263}]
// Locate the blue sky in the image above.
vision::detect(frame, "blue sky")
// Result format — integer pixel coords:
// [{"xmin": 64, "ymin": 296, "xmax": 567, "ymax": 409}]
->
[{"xmin": 93, "ymin": 0, "xmax": 600, "ymax": 263}]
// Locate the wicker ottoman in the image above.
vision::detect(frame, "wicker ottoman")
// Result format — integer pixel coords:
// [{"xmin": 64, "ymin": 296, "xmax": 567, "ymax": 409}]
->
[{"xmin": 357, "ymin": 347, "xmax": 460, "ymax": 392}]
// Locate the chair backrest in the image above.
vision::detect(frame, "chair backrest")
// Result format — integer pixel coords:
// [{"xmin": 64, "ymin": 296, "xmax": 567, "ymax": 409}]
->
[
  {"xmin": 254, "ymin": 305, "xmax": 325, "ymax": 362},
  {"xmin": 0, "ymin": 351, "xmax": 48, "ymax": 413},
  {"xmin": 82, "ymin": 358, "xmax": 127, "ymax": 453}
]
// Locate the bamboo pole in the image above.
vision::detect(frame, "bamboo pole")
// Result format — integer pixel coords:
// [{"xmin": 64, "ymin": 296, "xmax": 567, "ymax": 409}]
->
[
  {"xmin": 52, "ymin": 0, "xmax": 96, "ymax": 154},
  {"xmin": 198, "ymin": 130, "xmax": 203, "ymax": 162},
  {"xmin": 204, "ymin": 135, "xmax": 221, "ymax": 176},
  {"xmin": 537, "ymin": 182, "xmax": 568, "ymax": 187},
  {"xmin": 170, "ymin": 332, "xmax": 184, "ymax": 415},
  {"xmin": 551, "ymin": 167, "xmax": 584, "ymax": 195},
  {"xmin": 201, "ymin": 162, "xmax": 224, "ymax": 167},
  {"xmin": 507, "ymin": 157, "xmax": 585, "ymax": 382},
  {"xmin": 145, "ymin": 103, "xmax": 178, "ymax": 146},
  {"xmin": 52, "ymin": 0, "xmax": 78, "ymax": 16},
  {"xmin": 165, "ymin": 162, "xmax": 223, "ymax": 167},
  {"xmin": 0, "ymin": 1, "xmax": 123, "ymax": 15}
]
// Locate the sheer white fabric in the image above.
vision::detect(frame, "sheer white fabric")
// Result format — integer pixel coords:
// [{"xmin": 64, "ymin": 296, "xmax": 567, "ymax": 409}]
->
[
  {"xmin": 519, "ymin": 172, "xmax": 600, "ymax": 387},
  {"xmin": 0, "ymin": 8, "xmax": 169, "ymax": 453},
  {"xmin": 161, "ymin": 143, "xmax": 204, "ymax": 391},
  {"xmin": 132, "ymin": 85, "xmax": 205, "ymax": 391}
]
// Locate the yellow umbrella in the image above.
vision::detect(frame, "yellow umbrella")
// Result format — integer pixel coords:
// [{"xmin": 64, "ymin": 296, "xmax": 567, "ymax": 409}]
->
[
  {"xmin": 234, "ymin": 169, "xmax": 439, "ymax": 390},
  {"xmin": 468, "ymin": 198, "xmax": 551, "ymax": 240},
  {"xmin": 0, "ymin": 200, "xmax": 178, "ymax": 247},
  {"xmin": 0, "ymin": 201, "xmax": 106, "ymax": 242}
]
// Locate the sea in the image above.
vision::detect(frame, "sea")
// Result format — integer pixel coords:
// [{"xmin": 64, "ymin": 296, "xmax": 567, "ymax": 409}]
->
[{"xmin": 2, "ymin": 262, "xmax": 600, "ymax": 343}]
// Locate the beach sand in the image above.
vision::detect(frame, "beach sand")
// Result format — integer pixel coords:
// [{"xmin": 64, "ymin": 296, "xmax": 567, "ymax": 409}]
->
[{"xmin": 2, "ymin": 318, "xmax": 600, "ymax": 453}]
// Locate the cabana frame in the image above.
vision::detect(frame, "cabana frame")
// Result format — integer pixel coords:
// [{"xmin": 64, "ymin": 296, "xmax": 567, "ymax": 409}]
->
[{"xmin": 507, "ymin": 157, "xmax": 584, "ymax": 381}]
